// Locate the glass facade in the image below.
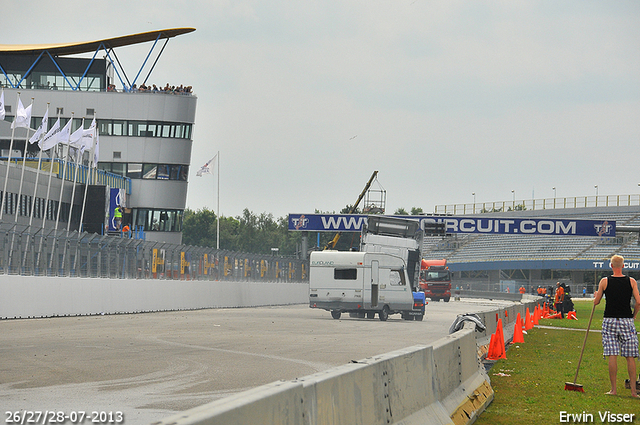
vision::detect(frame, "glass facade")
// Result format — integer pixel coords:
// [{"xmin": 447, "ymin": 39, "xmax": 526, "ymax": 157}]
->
[
  {"xmin": 98, "ymin": 119, "xmax": 192, "ymax": 139},
  {"xmin": 132, "ymin": 208, "xmax": 183, "ymax": 232},
  {"xmin": 98, "ymin": 162, "xmax": 188, "ymax": 181}
]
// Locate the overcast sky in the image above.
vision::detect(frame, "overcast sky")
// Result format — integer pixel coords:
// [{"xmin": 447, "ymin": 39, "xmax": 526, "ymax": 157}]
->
[{"xmin": 4, "ymin": 1, "xmax": 640, "ymax": 218}]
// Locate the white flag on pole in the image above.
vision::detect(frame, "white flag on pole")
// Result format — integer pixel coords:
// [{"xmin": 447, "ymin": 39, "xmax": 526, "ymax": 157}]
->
[
  {"xmin": 81, "ymin": 117, "xmax": 97, "ymax": 153},
  {"xmin": 56, "ymin": 119, "xmax": 72, "ymax": 145},
  {"xmin": 40, "ymin": 117, "xmax": 61, "ymax": 150},
  {"xmin": 69, "ymin": 124, "xmax": 84, "ymax": 148},
  {"xmin": 11, "ymin": 97, "xmax": 32, "ymax": 129},
  {"xmin": 29, "ymin": 108, "xmax": 49, "ymax": 144},
  {"xmin": 196, "ymin": 154, "xmax": 217, "ymax": 177},
  {"xmin": 0, "ymin": 90, "xmax": 5, "ymax": 121}
]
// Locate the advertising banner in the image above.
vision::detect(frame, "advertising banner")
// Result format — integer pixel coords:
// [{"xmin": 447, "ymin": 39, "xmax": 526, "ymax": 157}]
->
[{"xmin": 287, "ymin": 213, "xmax": 616, "ymax": 237}]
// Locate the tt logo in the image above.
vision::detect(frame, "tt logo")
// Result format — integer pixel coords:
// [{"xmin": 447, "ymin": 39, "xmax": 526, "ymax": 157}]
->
[
  {"xmin": 594, "ymin": 221, "xmax": 612, "ymax": 236},
  {"xmin": 293, "ymin": 215, "xmax": 309, "ymax": 230}
]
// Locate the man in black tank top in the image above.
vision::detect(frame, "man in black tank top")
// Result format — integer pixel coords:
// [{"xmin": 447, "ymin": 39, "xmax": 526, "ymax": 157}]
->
[{"xmin": 594, "ymin": 255, "xmax": 640, "ymax": 398}]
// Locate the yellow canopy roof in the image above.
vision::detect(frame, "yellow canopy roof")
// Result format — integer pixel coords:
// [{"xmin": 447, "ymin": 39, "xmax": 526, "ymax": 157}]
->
[{"xmin": 0, "ymin": 28, "xmax": 195, "ymax": 56}]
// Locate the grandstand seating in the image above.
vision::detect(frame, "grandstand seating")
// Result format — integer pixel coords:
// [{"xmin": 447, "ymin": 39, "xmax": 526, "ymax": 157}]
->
[{"xmin": 422, "ymin": 207, "xmax": 640, "ymax": 267}]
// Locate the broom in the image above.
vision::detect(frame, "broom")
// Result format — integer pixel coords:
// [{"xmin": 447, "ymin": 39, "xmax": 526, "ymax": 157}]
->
[{"xmin": 565, "ymin": 301, "xmax": 596, "ymax": 392}]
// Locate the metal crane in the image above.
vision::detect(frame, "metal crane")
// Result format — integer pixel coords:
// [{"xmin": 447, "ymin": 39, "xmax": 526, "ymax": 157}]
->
[{"xmin": 323, "ymin": 170, "xmax": 378, "ymax": 250}]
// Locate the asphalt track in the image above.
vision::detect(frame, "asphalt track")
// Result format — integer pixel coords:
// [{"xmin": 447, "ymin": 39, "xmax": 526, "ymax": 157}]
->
[{"xmin": 0, "ymin": 299, "xmax": 515, "ymax": 424}]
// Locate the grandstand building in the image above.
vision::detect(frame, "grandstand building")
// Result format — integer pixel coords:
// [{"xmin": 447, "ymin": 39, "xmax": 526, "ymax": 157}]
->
[
  {"xmin": 0, "ymin": 28, "xmax": 196, "ymax": 244},
  {"xmin": 424, "ymin": 202, "xmax": 640, "ymax": 294}
]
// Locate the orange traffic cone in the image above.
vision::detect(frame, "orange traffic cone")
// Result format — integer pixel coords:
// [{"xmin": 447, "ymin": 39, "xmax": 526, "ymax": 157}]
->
[
  {"xmin": 486, "ymin": 333, "xmax": 498, "ymax": 360},
  {"xmin": 496, "ymin": 318, "xmax": 506, "ymax": 358},
  {"xmin": 567, "ymin": 311, "xmax": 577, "ymax": 320},
  {"xmin": 533, "ymin": 305, "xmax": 540, "ymax": 325},
  {"xmin": 487, "ymin": 319, "xmax": 508, "ymax": 361},
  {"xmin": 525, "ymin": 308, "xmax": 533, "ymax": 330},
  {"xmin": 513, "ymin": 316, "xmax": 525, "ymax": 343}
]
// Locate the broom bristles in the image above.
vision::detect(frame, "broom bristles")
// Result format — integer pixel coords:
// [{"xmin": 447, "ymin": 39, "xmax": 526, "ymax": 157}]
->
[{"xmin": 564, "ymin": 382, "xmax": 584, "ymax": 392}]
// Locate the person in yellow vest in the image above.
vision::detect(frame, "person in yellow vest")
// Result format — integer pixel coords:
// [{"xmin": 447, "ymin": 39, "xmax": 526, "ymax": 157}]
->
[{"xmin": 114, "ymin": 205, "xmax": 123, "ymax": 231}]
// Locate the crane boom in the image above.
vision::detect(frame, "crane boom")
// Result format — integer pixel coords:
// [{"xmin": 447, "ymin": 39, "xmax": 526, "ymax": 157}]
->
[{"xmin": 324, "ymin": 171, "xmax": 378, "ymax": 250}]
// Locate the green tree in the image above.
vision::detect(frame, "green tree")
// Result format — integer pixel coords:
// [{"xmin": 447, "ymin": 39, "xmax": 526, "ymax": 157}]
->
[
  {"xmin": 181, "ymin": 208, "xmax": 303, "ymax": 256},
  {"xmin": 410, "ymin": 207, "xmax": 424, "ymax": 215},
  {"xmin": 394, "ymin": 207, "xmax": 409, "ymax": 215}
]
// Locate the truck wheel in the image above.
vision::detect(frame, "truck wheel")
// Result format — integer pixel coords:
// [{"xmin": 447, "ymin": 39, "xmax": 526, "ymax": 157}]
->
[
  {"xmin": 379, "ymin": 307, "xmax": 389, "ymax": 322},
  {"xmin": 415, "ymin": 314, "xmax": 424, "ymax": 321},
  {"xmin": 331, "ymin": 310, "xmax": 341, "ymax": 319},
  {"xmin": 366, "ymin": 312, "xmax": 375, "ymax": 319},
  {"xmin": 444, "ymin": 297, "xmax": 450, "ymax": 302}
]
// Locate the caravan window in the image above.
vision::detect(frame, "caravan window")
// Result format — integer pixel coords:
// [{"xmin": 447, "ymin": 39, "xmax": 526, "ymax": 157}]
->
[
  {"xmin": 389, "ymin": 270, "xmax": 406, "ymax": 286},
  {"xmin": 334, "ymin": 268, "xmax": 357, "ymax": 280}
]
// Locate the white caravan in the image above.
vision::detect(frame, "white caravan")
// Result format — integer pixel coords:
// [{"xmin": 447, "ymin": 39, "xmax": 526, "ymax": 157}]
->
[{"xmin": 309, "ymin": 250, "xmax": 425, "ymax": 321}]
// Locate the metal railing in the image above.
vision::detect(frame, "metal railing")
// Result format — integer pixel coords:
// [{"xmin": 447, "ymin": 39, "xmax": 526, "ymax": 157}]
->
[
  {"xmin": 1, "ymin": 157, "xmax": 131, "ymax": 193},
  {"xmin": 0, "ymin": 223, "xmax": 308, "ymax": 282},
  {"xmin": 434, "ymin": 194, "xmax": 640, "ymax": 215}
]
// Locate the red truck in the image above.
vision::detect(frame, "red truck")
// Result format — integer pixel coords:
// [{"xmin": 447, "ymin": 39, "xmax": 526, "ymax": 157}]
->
[{"xmin": 419, "ymin": 259, "xmax": 452, "ymax": 302}]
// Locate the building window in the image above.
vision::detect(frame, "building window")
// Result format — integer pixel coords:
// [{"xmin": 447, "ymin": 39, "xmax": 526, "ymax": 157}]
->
[
  {"xmin": 111, "ymin": 162, "xmax": 125, "ymax": 177},
  {"xmin": 96, "ymin": 119, "xmax": 192, "ymax": 139},
  {"xmin": 131, "ymin": 208, "xmax": 183, "ymax": 232},
  {"xmin": 97, "ymin": 162, "xmax": 189, "ymax": 181},
  {"xmin": 126, "ymin": 163, "xmax": 142, "ymax": 179},
  {"xmin": 142, "ymin": 164, "xmax": 157, "ymax": 179}
]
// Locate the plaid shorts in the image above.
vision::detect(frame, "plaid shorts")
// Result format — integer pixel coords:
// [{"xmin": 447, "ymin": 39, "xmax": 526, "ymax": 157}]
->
[{"xmin": 601, "ymin": 318, "xmax": 639, "ymax": 358}]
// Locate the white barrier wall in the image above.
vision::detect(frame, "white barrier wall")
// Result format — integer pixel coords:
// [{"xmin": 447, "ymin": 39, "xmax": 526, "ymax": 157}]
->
[
  {"xmin": 155, "ymin": 321, "xmax": 496, "ymax": 425},
  {"xmin": 0, "ymin": 276, "xmax": 309, "ymax": 319},
  {"xmin": 153, "ymin": 299, "xmax": 540, "ymax": 425}
]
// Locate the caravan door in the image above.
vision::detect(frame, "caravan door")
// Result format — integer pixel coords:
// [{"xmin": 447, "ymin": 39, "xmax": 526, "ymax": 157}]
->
[{"xmin": 370, "ymin": 260, "xmax": 379, "ymax": 307}]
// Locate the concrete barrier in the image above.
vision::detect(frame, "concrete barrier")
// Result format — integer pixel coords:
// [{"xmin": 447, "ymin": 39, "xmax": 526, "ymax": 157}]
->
[
  {"xmin": 154, "ymin": 298, "xmax": 542, "ymax": 425},
  {"xmin": 154, "ymin": 322, "xmax": 492, "ymax": 425},
  {"xmin": 0, "ymin": 276, "xmax": 309, "ymax": 319}
]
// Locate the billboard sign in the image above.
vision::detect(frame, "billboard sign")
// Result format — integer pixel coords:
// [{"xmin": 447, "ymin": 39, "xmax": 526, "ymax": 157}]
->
[{"xmin": 287, "ymin": 213, "xmax": 616, "ymax": 237}]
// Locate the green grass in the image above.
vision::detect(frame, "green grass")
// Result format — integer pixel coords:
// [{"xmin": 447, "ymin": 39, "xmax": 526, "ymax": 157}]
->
[{"xmin": 475, "ymin": 300, "xmax": 640, "ymax": 424}]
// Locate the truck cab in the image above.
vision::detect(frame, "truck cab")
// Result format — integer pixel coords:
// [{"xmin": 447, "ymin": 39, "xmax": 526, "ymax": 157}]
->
[{"xmin": 419, "ymin": 259, "xmax": 452, "ymax": 302}]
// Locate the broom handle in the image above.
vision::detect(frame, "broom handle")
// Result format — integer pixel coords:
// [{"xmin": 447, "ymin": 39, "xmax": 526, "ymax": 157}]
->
[{"xmin": 572, "ymin": 302, "xmax": 597, "ymax": 384}]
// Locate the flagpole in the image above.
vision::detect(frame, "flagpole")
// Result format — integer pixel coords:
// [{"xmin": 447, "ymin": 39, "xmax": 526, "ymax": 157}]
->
[
  {"xmin": 50, "ymin": 113, "xmax": 73, "ymax": 271},
  {"xmin": 41, "ymin": 116, "xmax": 60, "ymax": 231},
  {"xmin": 54, "ymin": 113, "xmax": 73, "ymax": 232},
  {"xmin": 39, "ymin": 136, "xmax": 57, "ymax": 272},
  {"xmin": 78, "ymin": 116, "xmax": 97, "ymax": 235},
  {"xmin": 0, "ymin": 92, "xmax": 21, "ymax": 221},
  {"xmin": 66, "ymin": 117, "xmax": 85, "ymax": 234},
  {"xmin": 217, "ymin": 150, "xmax": 220, "ymax": 250},
  {"xmin": 14, "ymin": 98, "xmax": 35, "ymax": 223},
  {"xmin": 29, "ymin": 104, "xmax": 49, "ymax": 226}
]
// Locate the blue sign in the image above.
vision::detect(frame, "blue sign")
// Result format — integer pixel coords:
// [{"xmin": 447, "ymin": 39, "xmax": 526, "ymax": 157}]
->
[{"xmin": 288, "ymin": 214, "xmax": 616, "ymax": 237}]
